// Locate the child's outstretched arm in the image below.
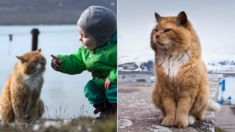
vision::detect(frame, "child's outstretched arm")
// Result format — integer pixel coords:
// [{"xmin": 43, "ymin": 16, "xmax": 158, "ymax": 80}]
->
[
  {"xmin": 51, "ymin": 46, "xmax": 86, "ymax": 75},
  {"xmin": 51, "ymin": 54, "xmax": 62, "ymax": 69}
]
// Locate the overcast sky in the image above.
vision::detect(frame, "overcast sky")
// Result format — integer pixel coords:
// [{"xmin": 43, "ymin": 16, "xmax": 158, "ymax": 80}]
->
[{"xmin": 118, "ymin": 0, "xmax": 235, "ymax": 63}]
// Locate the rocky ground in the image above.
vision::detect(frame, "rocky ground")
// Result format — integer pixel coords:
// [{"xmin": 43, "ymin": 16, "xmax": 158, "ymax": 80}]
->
[{"xmin": 118, "ymin": 74, "xmax": 220, "ymax": 132}]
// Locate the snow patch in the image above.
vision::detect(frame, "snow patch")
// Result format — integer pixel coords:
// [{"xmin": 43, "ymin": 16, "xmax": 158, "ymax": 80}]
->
[
  {"xmin": 44, "ymin": 121, "xmax": 59, "ymax": 128},
  {"xmin": 147, "ymin": 124, "xmax": 172, "ymax": 132},
  {"xmin": 32, "ymin": 124, "xmax": 40, "ymax": 131},
  {"xmin": 118, "ymin": 119, "xmax": 133, "ymax": 129}
]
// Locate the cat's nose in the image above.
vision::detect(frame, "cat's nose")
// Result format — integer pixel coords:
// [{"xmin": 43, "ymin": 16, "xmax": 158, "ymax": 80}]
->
[
  {"xmin": 155, "ymin": 34, "xmax": 160, "ymax": 38},
  {"xmin": 40, "ymin": 62, "xmax": 45, "ymax": 65}
]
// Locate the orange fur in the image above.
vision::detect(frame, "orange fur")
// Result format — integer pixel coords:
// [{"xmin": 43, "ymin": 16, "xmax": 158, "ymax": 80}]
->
[
  {"xmin": 151, "ymin": 12, "xmax": 209, "ymax": 128},
  {"xmin": 0, "ymin": 49, "xmax": 46, "ymax": 125}
]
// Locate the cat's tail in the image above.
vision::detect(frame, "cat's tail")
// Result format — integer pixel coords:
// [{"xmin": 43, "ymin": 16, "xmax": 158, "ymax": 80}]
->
[{"xmin": 207, "ymin": 100, "xmax": 221, "ymax": 112}]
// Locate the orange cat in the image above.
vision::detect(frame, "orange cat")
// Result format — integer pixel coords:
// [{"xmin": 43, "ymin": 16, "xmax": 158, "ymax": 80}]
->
[
  {"xmin": 150, "ymin": 12, "xmax": 219, "ymax": 128},
  {"xmin": 0, "ymin": 49, "xmax": 46, "ymax": 125}
]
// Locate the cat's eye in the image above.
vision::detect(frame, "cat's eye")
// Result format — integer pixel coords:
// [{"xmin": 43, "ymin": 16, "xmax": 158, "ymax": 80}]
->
[
  {"xmin": 164, "ymin": 29, "xmax": 171, "ymax": 32},
  {"xmin": 155, "ymin": 29, "xmax": 158, "ymax": 32}
]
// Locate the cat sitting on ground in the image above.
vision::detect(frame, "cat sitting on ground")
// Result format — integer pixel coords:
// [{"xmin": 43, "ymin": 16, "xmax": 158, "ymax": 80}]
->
[
  {"xmin": 0, "ymin": 49, "xmax": 46, "ymax": 126},
  {"xmin": 150, "ymin": 11, "xmax": 220, "ymax": 128}
]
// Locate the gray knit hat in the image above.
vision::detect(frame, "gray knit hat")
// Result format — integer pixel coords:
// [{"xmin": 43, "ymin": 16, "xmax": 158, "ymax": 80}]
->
[{"xmin": 77, "ymin": 6, "xmax": 117, "ymax": 47}]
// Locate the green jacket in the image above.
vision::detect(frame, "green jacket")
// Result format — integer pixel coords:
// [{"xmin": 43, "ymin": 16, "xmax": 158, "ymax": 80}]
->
[{"xmin": 52, "ymin": 34, "xmax": 117, "ymax": 90}]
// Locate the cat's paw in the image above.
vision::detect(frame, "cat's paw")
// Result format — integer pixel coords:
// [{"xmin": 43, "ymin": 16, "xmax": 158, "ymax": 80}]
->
[
  {"xmin": 15, "ymin": 119, "xmax": 24, "ymax": 125},
  {"xmin": 161, "ymin": 117, "xmax": 175, "ymax": 127},
  {"xmin": 159, "ymin": 114, "xmax": 166, "ymax": 122},
  {"xmin": 175, "ymin": 120, "xmax": 188, "ymax": 128},
  {"xmin": 1, "ymin": 121, "xmax": 8, "ymax": 127},
  {"xmin": 188, "ymin": 115, "xmax": 196, "ymax": 125},
  {"xmin": 159, "ymin": 116, "xmax": 165, "ymax": 122}
]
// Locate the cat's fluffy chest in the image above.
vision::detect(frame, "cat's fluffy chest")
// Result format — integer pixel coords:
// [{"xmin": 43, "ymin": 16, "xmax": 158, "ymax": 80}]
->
[
  {"xmin": 157, "ymin": 50, "xmax": 190, "ymax": 77},
  {"xmin": 23, "ymin": 73, "xmax": 43, "ymax": 91}
]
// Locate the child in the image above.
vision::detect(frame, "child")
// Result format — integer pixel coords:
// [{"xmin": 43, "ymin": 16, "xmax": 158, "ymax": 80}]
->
[{"xmin": 51, "ymin": 6, "xmax": 117, "ymax": 119}]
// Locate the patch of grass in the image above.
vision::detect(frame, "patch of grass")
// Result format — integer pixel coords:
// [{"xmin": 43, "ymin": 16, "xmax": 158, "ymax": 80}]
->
[
  {"xmin": 0, "ymin": 105, "xmax": 117, "ymax": 132},
  {"xmin": 215, "ymin": 125, "xmax": 223, "ymax": 132},
  {"xmin": 92, "ymin": 118, "xmax": 117, "ymax": 132},
  {"xmin": 0, "ymin": 116, "xmax": 117, "ymax": 132}
]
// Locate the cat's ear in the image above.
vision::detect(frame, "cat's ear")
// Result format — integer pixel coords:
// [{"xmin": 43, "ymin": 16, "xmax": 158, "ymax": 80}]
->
[
  {"xmin": 176, "ymin": 11, "xmax": 187, "ymax": 27},
  {"xmin": 36, "ymin": 48, "xmax": 41, "ymax": 52},
  {"xmin": 155, "ymin": 12, "xmax": 161, "ymax": 22},
  {"xmin": 16, "ymin": 56, "xmax": 28, "ymax": 63}
]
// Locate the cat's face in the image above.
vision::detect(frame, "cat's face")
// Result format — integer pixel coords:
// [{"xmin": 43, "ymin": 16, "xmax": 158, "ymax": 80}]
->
[
  {"xmin": 16, "ymin": 49, "xmax": 46, "ymax": 75},
  {"xmin": 151, "ymin": 11, "xmax": 191, "ymax": 54}
]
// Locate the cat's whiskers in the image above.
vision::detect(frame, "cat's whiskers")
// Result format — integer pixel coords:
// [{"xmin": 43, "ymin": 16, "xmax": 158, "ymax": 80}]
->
[
  {"xmin": 36, "ymin": 64, "xmax": 44, "ymax": 70},
  {"xmin": 32, "ymin": 64, "xmax": 45, "ymax": 74},
  {"xmin": 31, "ymin": 68, "xmax": 38, "ymax": 74}
]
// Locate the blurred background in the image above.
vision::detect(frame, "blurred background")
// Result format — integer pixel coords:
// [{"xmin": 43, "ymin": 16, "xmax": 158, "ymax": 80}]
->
[
  {"xmin": 0, "ymin": 0, "xmax": 117, "ymax": 25},
  {"xmin": 118, "ymin": 0, "xmax": 235, "ymax": 102},
  {"xmin": 0, "ymin": 0, "xmax": 116, "ymax": 119},
  {"xmin": 118, "ymin": 1, "xmax": 235, "ymax": 131}
]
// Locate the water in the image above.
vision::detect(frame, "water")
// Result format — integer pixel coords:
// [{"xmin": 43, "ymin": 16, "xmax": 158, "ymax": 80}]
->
[
  {"xmin": 220, "ymin": 78, "xmax": 235, "ymax": 101},
  {"xmin": 0, "ymin": 25, "xmax": 96, "ymax": 119}
]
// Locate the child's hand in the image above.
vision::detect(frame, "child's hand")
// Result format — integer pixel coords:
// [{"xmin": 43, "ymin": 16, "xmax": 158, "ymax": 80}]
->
[
  {"xmin": 105, "ymin": 77, "xmax": 111, "ymax": 90},
  {"xmin": 51, "ymin": 54, "xmax": 62, "ymax": 70}
]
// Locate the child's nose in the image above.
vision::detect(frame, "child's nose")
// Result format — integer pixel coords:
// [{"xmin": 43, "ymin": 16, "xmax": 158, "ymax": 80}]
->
[{"xmin": 79, "ymin": 37, "xmax": 82, "ymax": 41}]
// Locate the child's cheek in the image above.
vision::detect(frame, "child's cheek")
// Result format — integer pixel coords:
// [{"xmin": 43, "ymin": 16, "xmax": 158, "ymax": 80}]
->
[{"xmin": 83, "ymin": 39, "xmax": 88, "ymax": 45}]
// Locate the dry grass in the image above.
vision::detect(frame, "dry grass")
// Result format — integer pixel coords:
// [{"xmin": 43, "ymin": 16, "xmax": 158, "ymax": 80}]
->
[
  {"xmin": 0, "ymin": 105, "xmax": 117, "ymax": 132},
  {"xmin": 0, "ymin": 117, "xmax": 117, "ymax": 132}
]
